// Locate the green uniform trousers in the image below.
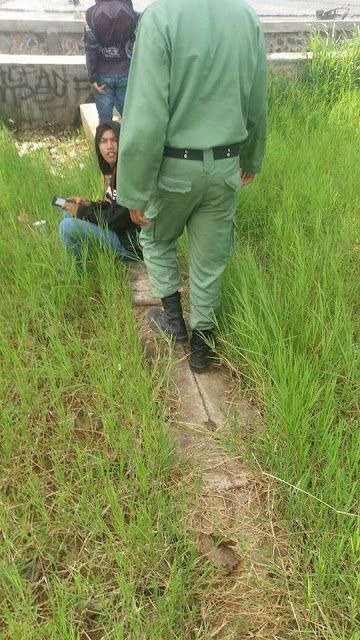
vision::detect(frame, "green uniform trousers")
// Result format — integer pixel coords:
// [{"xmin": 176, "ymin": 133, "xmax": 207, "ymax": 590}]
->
[{"xmin": 140, "ymin": 150, "xmax": 241, "ymax": 331}]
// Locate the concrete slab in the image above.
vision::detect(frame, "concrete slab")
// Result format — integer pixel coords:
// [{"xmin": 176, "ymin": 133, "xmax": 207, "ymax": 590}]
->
[
  {"xmin": 108, "ymin": 172, "xmax": 279, "ymax": 631},
  {"xmin": 0, "ymin": 52, "xmax": 84, "ymax": 65},
  {"xmin": 172, "ymin": 354, "xmax": 209, "ymax": 426},
  {"xmin": 80, "ymin": 103, "xmax": 97, "ymax": 142},
  {"xmin": 128, "ymin": 261, "xmax": 161, "ymax": 307},
  {"xmin": 128, "ymin": 262, "xmax": 260, "ymax": 443},
  {"xmin": 131, "ymin": 291, "xmax": 160, "ymax": 306},
  {"xmin": 0, "ymin": 17, "xmax": 84, "ymax": 31},
  {"xmin": 1, "ymin": 16, "xmax": 359, "ymax": 56},
  {"xmin": 80, "ymin": 102, "xmax": 121, "ymax": 141},
  {"xmin": 268, "ymin": 50, "xmax": 310, "ymax": 76},
  {"xmin": 262, "ymin": 18, "xmax": 360, "ymax": 30},
  {"xmin": 0, "ymin": 54, "xmax": 91, "ymax": 125}
]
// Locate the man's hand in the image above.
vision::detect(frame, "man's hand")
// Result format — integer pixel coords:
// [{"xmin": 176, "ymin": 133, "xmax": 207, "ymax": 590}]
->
[
  {"xmin": 66, "ymin": 197, "xmax": 92, "ymax": 206},
  {"xmin": 240, "ymin": 170, "xmax": 256, "ymax": 187},
  {"xmin": 62, "ymin": 201, "xmax": 80, "ymax": 217},
  {"xmin": 130, "ymin": 209, "xmax": 149, "ymax": 226},
  {"xmin": 91, "ymin": 82, "xmax": 107, "ymax": 95}
]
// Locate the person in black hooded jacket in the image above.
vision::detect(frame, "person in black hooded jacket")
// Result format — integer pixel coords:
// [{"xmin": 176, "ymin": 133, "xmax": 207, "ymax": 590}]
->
[{"xmin": 58, "ymin": 120, "xmax": 142, "ymax": 266}]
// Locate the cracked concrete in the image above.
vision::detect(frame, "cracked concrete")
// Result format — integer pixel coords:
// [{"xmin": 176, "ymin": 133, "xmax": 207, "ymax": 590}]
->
[{"xmin": 128, "ymin": 262, "xmax": 272, "ymax": 589}]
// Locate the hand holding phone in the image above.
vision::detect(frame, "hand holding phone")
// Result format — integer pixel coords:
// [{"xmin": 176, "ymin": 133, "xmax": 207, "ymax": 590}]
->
[
  {"xmin": 63, "ymin": 201, "xmax": 80, "ymax": 217},
  {"xmin": 52, "ymin": 196, "xmax": 78, "ymax": 217},
  {"xmin": 52, "ymin": 196, "xmax": 67, "ymax": 207}
]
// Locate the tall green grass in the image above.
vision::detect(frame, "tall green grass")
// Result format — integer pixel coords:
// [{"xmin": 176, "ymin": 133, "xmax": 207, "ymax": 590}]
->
[
  {"xmin": 1, "ymin": 33, "xmax": 359, "ymax": 638},
  {"xmin": 0, "ymin": 129, "xmax": 209, "ymax": 639},
  {"xmin": 219, "ymin": 34, "xmax": 360, "ymax": 638}
]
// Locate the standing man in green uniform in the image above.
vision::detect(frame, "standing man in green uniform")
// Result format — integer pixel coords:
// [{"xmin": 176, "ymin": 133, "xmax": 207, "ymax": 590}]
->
[{"xmin": 117, "ymin": 0, "xmax": 267, "ymax": 371}]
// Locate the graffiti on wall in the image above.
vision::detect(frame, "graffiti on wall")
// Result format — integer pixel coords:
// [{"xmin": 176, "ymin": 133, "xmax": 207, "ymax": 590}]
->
[
  {"xmin": 0, "ymin": 66, "xmax": 68, "ymax": 104},
  {"xmin": 0, "ymin": 64, "xmax": 91, "ymax": 122}
]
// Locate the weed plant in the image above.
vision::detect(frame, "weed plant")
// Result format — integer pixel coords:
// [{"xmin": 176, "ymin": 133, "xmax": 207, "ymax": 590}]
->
[
  {"xmin": 309, "ymin": 29, "xmax": 360, "ymax": 102},
  {"xmin": 0, "ymin": 129, "xmax": 208, "ymax": 639},
  {"xmin": 219, "ymin": 34, "xmax": 360, "ymax": 637}
]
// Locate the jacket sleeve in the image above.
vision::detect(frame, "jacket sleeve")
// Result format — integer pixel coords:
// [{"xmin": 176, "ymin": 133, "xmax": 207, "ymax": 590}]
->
[
  {"xmin": 84, "ymin": 16, "xmax": 99, "ymax": 84},
  {"xmin": 116, "ymin": 9, "xmax": 170, "ymax": 211},
  {"xmin": 240, "ymin": 28, "xmax": 268, "ymax": 174},
  {"xmin": 77, "ymin": 202, "xmax": 132, "ymax": 231}
]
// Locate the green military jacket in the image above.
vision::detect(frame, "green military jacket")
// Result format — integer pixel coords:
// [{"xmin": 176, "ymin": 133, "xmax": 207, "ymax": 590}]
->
[{"xmin": 117, "ymin": 0, "xmax": 268, "ymax": 211}]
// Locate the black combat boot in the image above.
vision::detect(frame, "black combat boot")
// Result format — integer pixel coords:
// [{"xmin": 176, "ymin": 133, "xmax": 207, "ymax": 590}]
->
[
  {"xmin": 189, "ymin": 330, "xmax": 214, "ymax": 373},
  {"xmin": 147, "ymin": 291, "xmax": 188, "ymax": 344}
]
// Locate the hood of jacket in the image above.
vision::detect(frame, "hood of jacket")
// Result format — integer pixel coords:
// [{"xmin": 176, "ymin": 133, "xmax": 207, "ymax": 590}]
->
[{"xmin": 95, "ymin": 120, "xmax": 121, "ymax": 176}]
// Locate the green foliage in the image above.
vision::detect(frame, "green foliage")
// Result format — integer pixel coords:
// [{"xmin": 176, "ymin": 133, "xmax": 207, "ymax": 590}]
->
[
  {"xmin": 219, "ymin": 36, "xmax": 360, "ymax": 637},
  {"xmin": 1, "ymin": 34, "xmax": 359, "ymax": 638},
  {"xmin": 0, "ymin": 129, "xmax": 206, "ymax": 639},
  {"xmin": 308, "ymin": 30, "xmax": 360, "ymax": 101}
]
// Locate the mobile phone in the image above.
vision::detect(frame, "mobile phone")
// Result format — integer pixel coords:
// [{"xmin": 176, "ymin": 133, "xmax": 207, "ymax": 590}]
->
[{"xmin": 52, "ymin": 196, "xmax": 67, "ymax": 207}]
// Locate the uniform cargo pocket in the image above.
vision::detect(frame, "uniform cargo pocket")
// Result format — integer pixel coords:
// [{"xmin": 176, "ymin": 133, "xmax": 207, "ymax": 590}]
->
[
  {"xmin": 224, "ymin": 172, "xmax": 242, "ymax": 191},
  {"xmin": 157, "ymin": 174, "xmax": 192, "ymax": 199}
]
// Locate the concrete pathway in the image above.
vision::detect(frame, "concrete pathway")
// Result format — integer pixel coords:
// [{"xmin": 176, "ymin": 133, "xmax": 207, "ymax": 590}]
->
[
  {"xmin": 129, "ymin": 261, "xmax": 293, "ymax": 636},
  {"xmin": 73, "ymin": 103, "xmax": 299, "ymax": 635}
]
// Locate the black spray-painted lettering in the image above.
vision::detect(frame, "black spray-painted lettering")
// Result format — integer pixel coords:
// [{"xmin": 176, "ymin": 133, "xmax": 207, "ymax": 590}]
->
[
  {"xmin": 35, "ymin": 67, "xmax": 68, "ymax": 102},
  {"xmin": 0, "ymin": 66, "xmax": 91, "ymax": 106},
  {"xmin": 73, "ymin": 75, "xmax": 91, "ymax": 97},
  {"xmin": 0, "ymin": 65, "xmax": 68, "ymax": 105}
]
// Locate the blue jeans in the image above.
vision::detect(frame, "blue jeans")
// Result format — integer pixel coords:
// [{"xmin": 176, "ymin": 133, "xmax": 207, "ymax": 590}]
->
[
  {"xmin": 93, "ymin": 74, "xmax": 128, "ymax": 121},
  {"xmin": 59, "ymin": 212, "xmax": 133, "ymax": 265}
]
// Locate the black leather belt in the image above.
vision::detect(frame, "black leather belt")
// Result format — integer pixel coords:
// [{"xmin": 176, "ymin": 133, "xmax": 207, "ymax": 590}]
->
[{"xmin": 163, "ymin": 143, "xmax": 240, "ymax": 161}]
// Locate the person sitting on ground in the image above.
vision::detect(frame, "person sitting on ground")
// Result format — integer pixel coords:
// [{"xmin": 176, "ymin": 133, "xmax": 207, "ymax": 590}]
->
[{"xmin": 58, "ymin": 120, "xmax": 142, "ymax": 266}]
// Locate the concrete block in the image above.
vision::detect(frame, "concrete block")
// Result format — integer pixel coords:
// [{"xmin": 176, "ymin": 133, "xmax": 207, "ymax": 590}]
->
[
  {"xmin": 128, "ymin": 261, "xmax": 161, "ymax": 307},
  {"xmin": 0, "ymin": 17, "xmax": 84, "ymax": 35},
  {"xmin": 0, "ymin": 17, "xmax": 84, "ymax": 55},
  {"xmin": 80, "ymin": 102, "xmax": 98, "ymax": 141},
  {"xmin": 80, "ymin": 102, "xmax": 121, "ymax": 142},
  {"xmin": 0, "ymin": 54, "xmax": 91, "ymax": 124},
  {"xmin": 268, "ymin": 51, "xmax": 310, "ymax": 77},
  {"xmin": 264, "ymin": 19, "xmax": 360, "ymax": 53},
  {"xmin": 172, "ymin": 354, "xmax": 209, "ymax": 427},
  {"xmin": 261, "ymin": 18, "xmax": 360, "ymax": 34},
  {"xmin": 0, "ymin": 17, "xmax": 358, "ymax": 55},
  {"xmin": 0, "ymin": 53, "xmax": 126, "ymax": 125}
]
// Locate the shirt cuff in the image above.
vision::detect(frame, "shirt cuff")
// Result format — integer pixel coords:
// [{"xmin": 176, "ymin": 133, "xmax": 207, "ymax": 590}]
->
[
  {"xmin": 116, "ymin": 196, "xmax": 148, "ymax": 211},
  {"xmin": 241, "ymin": 165, "xmax": 261, "ymax": 174}
]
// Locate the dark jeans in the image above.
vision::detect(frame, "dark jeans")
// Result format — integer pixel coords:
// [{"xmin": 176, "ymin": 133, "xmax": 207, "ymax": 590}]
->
[{"xmin": 93, "ymin": 74, "xmax": 128, "ymax": 121}]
